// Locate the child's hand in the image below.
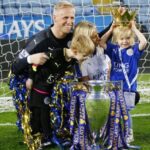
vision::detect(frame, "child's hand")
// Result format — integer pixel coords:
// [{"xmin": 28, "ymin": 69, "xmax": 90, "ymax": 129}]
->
[
  {"xmin": 130, "ymin": 20, "xmax": 137, "ymax": 30},
  {"xmin": 26, "ymin": 78, "xmax": 33, "ymax": 90},
  {"xmin": 111, "ymin": 21, "xmax": 119, "ymax": 29}
]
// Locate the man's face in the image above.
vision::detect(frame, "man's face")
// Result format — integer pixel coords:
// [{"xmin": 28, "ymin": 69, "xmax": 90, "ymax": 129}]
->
[{"xmin": 53, "ymin": 7, "xmax": 75, "ymax": 34}]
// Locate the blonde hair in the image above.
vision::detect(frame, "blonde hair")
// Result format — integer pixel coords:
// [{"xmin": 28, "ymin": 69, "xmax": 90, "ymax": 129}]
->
[
  {"xmin": 112, "ymin": 26, "xmax": 135, "ymax": 45},
  {"xmin": 71, "ymin": 35, "xmax": 95, "ymax": 56},
  {"xmin": 73, "ymin": 21, "xmax": 97, "ymax": 38},
  {"xmin": 53, "ymin": 1, "xmax": 75, "ymax": 15}
]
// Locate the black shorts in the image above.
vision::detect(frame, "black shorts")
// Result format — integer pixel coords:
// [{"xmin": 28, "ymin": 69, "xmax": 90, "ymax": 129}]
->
[
  {"xmin": 135, "ymin": 91, "xmax": 140, "ymax": 105},
  {"xmin": 28, "ymin": 89, "xmax": 50, "ymax": 107}
]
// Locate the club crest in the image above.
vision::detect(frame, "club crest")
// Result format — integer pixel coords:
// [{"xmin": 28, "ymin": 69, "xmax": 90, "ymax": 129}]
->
[{"xmin": 126, "ymin": 48, "xmax": 133, "ymax": 56}]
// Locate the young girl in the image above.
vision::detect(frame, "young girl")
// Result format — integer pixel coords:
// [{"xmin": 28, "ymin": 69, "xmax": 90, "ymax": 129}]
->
[
  {"xmin": 73, "ymin": 21, "xmax": 111, "ymax": 81},
  {"xmin": 25, "ymin": 34, "xmax": 95, "ymax": 148},
  {"xmin": 101, "ymin": 20, "xmax": 147, "ymax": 143}
]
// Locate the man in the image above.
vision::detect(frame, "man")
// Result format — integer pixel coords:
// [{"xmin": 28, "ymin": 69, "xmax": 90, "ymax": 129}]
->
[
  {"xmin": 12, "ymin": 0, "xmax": 75, "ymax": 75},
  {"xmin": 10, "ymin": 1, "xmax": 76, "ymax": 149}
]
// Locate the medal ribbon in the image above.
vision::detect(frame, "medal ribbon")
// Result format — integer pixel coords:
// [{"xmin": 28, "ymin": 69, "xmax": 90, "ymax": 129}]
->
[
  {"xmin": 117, "ymin": 89, "xmax": 129, "ymax": 147},
  {"xmin": 102, "ymin": 82, "xmax": 130, "ymax": 149},
  {"xmin": 70, "ymin": 89, "xmax": 91, "ymax": 150},
  {"xmin": 106, "ymin": 90, "xmax": 116, "ymax": 149}
]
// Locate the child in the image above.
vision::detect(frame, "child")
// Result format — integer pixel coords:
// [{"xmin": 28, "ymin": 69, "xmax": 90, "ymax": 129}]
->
[
  {"xmin": 73, "ymin": 21, "xmax": 111, "ymax": 81},
  {"xmin": 71, "ymin": 21, "xmax": 111, "ymax": 146},
  {"xmin": 25, "ymin": 34, "xmax": 95, "ymax": 147},
  {"xmin": 101, "ymin": 19, "xmax": 147, "ymax": 143}
]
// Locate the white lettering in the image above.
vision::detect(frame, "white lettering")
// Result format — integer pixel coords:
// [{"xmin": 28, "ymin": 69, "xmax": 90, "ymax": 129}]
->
[
  {"xmin": 8, "ymin": 21, "xmax": 22, "ymax": 38},
  {"xmin": 22, "ymin": 20, "xmax": 34, "ymax": 38},
  {"xmin": 35, "ymin": 20, "xmax": 44, "ymax": 31},
  {"xmin": 1, "ymin": 19, "xmax": 45, "ymax": 39}
]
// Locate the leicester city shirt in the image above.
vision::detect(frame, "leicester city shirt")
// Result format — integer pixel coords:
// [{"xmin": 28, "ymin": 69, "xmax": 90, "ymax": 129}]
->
[{"xmin": 105, "ymin": 42, "xmax": 144, "ymax": 92}]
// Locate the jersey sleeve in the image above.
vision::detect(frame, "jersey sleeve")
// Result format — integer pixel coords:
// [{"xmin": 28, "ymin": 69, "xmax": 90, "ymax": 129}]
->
[
  {"xmin": 11, "ymin": 57, "xmax": 28, "ymax": 75},
  {"xmin": 133, "ymin": 43, "xmax": 144, "ymax": 60},
  {"xmin": 11, "ymin": 30, "xmax": 48, "ymax": 75}
]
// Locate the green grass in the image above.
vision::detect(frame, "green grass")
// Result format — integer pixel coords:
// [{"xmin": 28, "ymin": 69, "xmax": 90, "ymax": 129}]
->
[
  {"xmin": 0, "ymin": 112, "xmax": 59, "ymax": 150},
  {"xmin": 132, "ymin": 116, "xmax": 150, "ymax": 150},
  {"xmin": 0, "ymin": 126, "xmax": 27, "ymax": 150},
  {"xmin": 0, "ymin": 73, "xmax": 149, "ymax": 97},
  {"xmin": 0, "ymin": 74, "xmax": 150, "ymax": 149},
  {"xmin": 0, "ymin": 81, "xmax": 12, "ymax": 97},
  {"xmin": 138, "ymin": 74, "xmax": 150, "ymax": 81},
  {"xmin": 131, "ymin": 103, "xmax": 150, "ymax": 114},
  {"xmin": 0, "ymin": 103, "xmax": 150, "ymax": 150},
  {"xmin": 0, "ymin": 112, "xmax": 17, "ymax": 123},
  {"xmin": 131, "ymin": 104, "xmax": 150, "ymax": 150}
]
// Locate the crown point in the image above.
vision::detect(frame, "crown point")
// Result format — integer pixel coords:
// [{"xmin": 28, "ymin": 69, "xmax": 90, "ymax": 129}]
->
[{"xmin": 111, "ymin": 8, "xmax": 137, "ymax": 27}]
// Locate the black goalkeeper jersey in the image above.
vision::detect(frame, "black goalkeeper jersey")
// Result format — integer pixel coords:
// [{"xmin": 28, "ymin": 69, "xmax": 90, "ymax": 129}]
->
[
  {"xmin": 29, "ymin": 48, "xmax": 76, "ymax": 92},
  {"xmin": 12, "ymin": 25, "xmax": 73, "ymax": 75}
]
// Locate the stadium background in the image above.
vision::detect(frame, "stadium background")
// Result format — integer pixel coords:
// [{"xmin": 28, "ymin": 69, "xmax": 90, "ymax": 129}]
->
[
  {"xmin": 0, "ymin": 0, "xmax": 150, "ymax": 81},
  {"xmin": 0, "ymin": 1, "xmax": 150, "ymax": 150}
]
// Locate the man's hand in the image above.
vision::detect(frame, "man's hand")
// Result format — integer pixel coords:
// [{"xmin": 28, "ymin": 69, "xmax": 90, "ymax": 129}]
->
[
  {"xmin": 27, "ymin": 53, "xmax": 49, "ymax": 65},
  {"xmin": 26, "ymin": 78, "xmax": 33, "ymax": 90}
]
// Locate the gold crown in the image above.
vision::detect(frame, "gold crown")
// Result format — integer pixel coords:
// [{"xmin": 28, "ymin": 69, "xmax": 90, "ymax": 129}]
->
[{"xmin": 111, "ymin": 8, "xmax": 136, "ymax": 26}]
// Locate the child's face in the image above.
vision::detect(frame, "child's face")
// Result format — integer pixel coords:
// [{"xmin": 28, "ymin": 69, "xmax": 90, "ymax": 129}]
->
[
  {"xmin": 73, "ymin": 50, "xmax": 91, "ymax": 62},
  {"xmin": 117, "ymin": 35, "xmax": 132, "ymax": 49}
]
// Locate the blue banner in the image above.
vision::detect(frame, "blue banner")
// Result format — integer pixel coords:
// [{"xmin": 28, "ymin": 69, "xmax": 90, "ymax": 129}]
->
[
  {"xmin": 0, "ymin": 15, "xmax": 52, "ymax": 39},
  {"xmin": 0, "ymin": 15, "xmax": 112, "ymax": 39}
]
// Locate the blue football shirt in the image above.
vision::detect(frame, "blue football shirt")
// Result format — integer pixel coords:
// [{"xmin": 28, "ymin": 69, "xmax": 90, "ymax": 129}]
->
[{"xmin": 105, "ymin": 42, "xmax": 144, "ymax": 91}]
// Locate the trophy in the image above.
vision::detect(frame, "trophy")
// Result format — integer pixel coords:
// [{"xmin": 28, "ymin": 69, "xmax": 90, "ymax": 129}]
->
[
  {"xmin": 69, "ymin": 80, "xmax": 140, "ymax": 150},
  {"xmin": 85, "ymin": 80, "xmax": 116, "ymax": 148},
  {"xmin": 69, "ymin": 80, "xmax": 116, "ymax": 149}
]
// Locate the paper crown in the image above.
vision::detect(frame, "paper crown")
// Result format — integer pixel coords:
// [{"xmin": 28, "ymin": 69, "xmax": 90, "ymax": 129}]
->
[{"xmin": 111, "ymin": 8, "xmax": 136, "ymax": 26}]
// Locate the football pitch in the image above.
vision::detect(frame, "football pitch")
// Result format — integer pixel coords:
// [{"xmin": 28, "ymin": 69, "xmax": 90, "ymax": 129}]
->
[
  {"xmin": 0, "ymin": 103, "xmax": 150, "ymax": 150},
  {"xmin": 0, "ymin": 74, "xmax": 150, "ymax": 150}
]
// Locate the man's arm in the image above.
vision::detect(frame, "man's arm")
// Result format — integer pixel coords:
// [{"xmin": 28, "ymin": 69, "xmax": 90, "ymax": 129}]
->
[
  {"xmin": 11, "ymin": 53, "xmax": 49, "ymax": 75},
  {"xmin": 11, "ymin": 30, "xmax": 49, "ymax": 75}
]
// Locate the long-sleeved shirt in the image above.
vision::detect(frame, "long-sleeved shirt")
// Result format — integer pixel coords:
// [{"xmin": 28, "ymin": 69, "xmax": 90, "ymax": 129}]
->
[
  {"xmin": 12, "ymin": 25, "xmax": 73, "ymax": 75},
  {"xmin": 29, "ymin": 48, "xmax": 76, "ymax": 92}
]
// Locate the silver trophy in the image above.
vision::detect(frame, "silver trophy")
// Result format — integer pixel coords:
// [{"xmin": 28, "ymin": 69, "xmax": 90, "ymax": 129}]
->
[
  {"xmin": 85, "ymin": 80, "xmax": 111, "ymax": 148},
  {"xmin": 69, "ymin": 80, "xmax": 116, "ymax": 149},
  {"xmin": 69, "ymin": 80, "xmax": 141, "ymax": 149}
]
